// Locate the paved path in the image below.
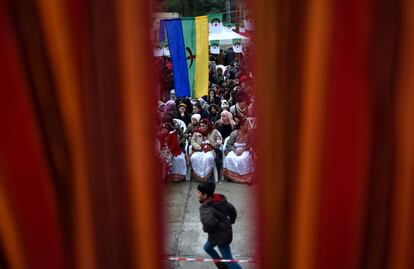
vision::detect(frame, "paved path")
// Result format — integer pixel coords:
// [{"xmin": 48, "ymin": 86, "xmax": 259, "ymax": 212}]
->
[{"xmin": 164, "ymin": 180, "xmax": 258, "ymax": 269}]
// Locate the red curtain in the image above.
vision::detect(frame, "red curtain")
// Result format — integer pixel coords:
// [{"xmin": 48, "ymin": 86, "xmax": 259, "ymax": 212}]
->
[{"xmin": 1, "ymin": 0, "xmax": 413, "ymax": 268}]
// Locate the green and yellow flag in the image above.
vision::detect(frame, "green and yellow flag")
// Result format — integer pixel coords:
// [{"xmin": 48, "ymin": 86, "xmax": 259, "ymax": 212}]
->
[
  {"xmin": 163, "ymin": 16, "xmax": 209, "ymax": 98},
  {"xmin": 194, "ymin": 16, "xmax": 209, "ymax": 98}
]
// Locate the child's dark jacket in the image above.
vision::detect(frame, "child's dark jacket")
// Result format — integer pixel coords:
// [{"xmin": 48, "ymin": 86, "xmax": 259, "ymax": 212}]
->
[{"xmin": 199, "ymin": 194, "xmax": 237, "ymax": 246}]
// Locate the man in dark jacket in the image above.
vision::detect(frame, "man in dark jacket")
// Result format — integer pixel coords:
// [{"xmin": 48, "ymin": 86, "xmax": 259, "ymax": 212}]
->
[{"xmin": 197, "ymin": 182, "xmax": 243, "ymax": 269}]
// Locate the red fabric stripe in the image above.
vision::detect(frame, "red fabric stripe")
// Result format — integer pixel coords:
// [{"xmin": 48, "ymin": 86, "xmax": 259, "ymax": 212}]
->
[
  {"xmin": 316, "ymin": 0, "xmax": 371, "ymax": 268},
  {"xmin": 64, "ymin": 0, "xmax": 85, "ymax": 67},
  {"xmin": 0, "ymin": 4, "xmax": 65, "ymax": 269}
]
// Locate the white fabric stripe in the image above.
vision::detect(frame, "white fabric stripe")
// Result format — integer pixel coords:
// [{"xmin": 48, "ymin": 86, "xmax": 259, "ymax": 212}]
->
[{"xmin": 167, "ymin": 257, "xmax": 255, "ymax": 263}]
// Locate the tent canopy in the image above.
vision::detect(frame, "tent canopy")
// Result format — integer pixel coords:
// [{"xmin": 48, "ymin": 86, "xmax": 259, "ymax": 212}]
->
[{"xmin": 208, "ymin": 28, "xmax": 250, "ymax": 45}]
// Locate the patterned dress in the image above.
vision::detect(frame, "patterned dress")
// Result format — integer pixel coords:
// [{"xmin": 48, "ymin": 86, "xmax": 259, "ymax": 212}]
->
[{"xmin": 223, "ymin": 130, "xmax": 254, "ymax": 183}]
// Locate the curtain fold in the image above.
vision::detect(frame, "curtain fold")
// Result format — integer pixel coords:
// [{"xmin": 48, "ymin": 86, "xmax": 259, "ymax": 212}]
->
[
  {"xmin": 388, "ymin": 1, "xmax": 414, "ymax": 268},
  {"xmin": 34, "ymin": 0, "xmax": 97, "ymax": 267},
  {"xmin": 0, "ymin": 2, "xmax": 65, "ymax": 267},
  {"xmin": 115, "ymin": 0, "xmax": 162, "ymax": 268},
  {"xmin": 0, "ymin": 0, "xmax": 413, "ymax": 269},
  {"xmin": 289, "ymin": 0, "xmax": 332, "ymax": 268}
]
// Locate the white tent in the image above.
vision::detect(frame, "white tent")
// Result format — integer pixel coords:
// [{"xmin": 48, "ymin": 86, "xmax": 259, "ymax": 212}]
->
[{"xmin": 208, "ymin": 28, "xmax": 249, "ymax": 45}]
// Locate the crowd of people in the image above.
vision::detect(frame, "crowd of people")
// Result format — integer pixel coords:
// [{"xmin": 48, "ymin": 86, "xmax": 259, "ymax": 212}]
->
[{"xmin": 155, "ymin": 47, "xmax": 256, "ymax": 185}]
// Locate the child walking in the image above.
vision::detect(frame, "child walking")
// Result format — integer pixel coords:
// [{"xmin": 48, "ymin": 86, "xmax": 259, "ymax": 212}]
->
[{"xmin": 197, "ymin": 181, "xmax": 243, "ymax": 269}]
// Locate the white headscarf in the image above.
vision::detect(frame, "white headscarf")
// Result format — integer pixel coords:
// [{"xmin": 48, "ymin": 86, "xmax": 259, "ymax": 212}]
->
[
  {"xmin": 220, "ymin": 110, "xmax": 236, "ymax": 128},
  {"xmin": 191, "ymin": 113, "xmax": 201, "ymax": 123}
]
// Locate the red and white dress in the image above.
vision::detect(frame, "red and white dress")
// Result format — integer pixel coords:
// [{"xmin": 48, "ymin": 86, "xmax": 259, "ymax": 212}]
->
[
  {"xmin": 157, "ymin": 130, "xmax": 186, "ymax": 182},
  {"xmin": 190, "ymin": 137, "xmax": 216, "ymax": 181},
  {"xmin": 223, "ymin": 131, "xmax": 254, "ymax": 183}
]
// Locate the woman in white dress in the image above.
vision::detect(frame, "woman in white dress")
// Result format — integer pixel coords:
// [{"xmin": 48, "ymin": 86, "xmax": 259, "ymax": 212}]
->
[
  {"xmin": 190, "ymin": 118, "xmax": 222, "ymax": 181},
  {"xmin": 156, "ymin": 123, "xmax": 187, "ymax": 182},
  {"xmin": 223, "ymin": 118, "xmax": 254, "ymax": 184}
]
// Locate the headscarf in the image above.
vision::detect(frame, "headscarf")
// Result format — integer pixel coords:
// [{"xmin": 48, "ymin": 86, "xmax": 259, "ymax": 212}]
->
[
  {"xmin": 235, "ymin": 102, "xmax": 248, "ymax": 119},
  {"xmin": 198, "ymin": 98, "xmax": 209, "ymax": 111},
  {"xmin": 178, "ymin": 102, "xmax": 187, "ymax": 110},
  {"xmin": 221, "ymin": 100, "xmax": 229, "ymax": 109},
  {"xmin": 195, "ymin": 118, "xmax": 214, "ymax": 136},
  {"xmin": 220, "ymin": 110, "xmax": 236, "ymax": 128},
  {"xmin": 158, "ymin": 122, "xmax": 175, "ymax": 143},
  {"xmin": 191, "ymin": 113, "xmax": 201, "ymax": 123},
  {"xmin": 164, "ymin": 100, "xmax": 176, "ymax": 114},
  {"xmin": 235, "ymin": 91, "xmax": 248, "ymax": 119},
  {"xmin": 239, "ymin": 75, "xmax": 249, "ymax": 83}
]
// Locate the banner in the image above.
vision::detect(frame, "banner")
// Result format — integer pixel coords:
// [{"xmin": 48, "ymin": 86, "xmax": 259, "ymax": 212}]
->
[
  {"xmin": 159, "ymin": 19, "xmax": 167, "ymax": 42},
  {"xmin": 208, "ymin": 14, "xmax": 223, "ymax": 33},
  {"xmin": 232, "ymin": 38, "xmax": 243, "ymax": 53},
  {"xmin": 181, "ymin": 18, "xmax": 196, "ymax": 96},
  {"xmin": 164, "ymin": 17, "xmax": 208, "ymax": 97},
  {"xmin": 210, "ymin": 40, "xmax": 220, "ymax": 54},
  {"xmin": 194, "ymin": 16, "xmax": 209, "ymax": 98},
  {"xmin": 165, "ymin": 19, "xmax": 190, "ymax": 97},
  {"xmin": 154, "ymin": 43, "xmax": 163, "ymax": 57}
]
